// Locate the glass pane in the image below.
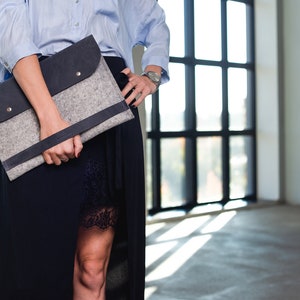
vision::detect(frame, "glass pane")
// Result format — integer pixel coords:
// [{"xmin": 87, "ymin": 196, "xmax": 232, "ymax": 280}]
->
[
  {"xmin": 195, "ymin": 0, "xmax": 221, "ymax": 61},
  {"xmin": 159, "ymin": 0, "xmax": 184, "ymax": 57},
  {"xmin": 196, "ymin": 65, "xmax": 222, "ymax": 131},
  {"xmin": 227, "ymin": 1, "xmax": 247, "ymax": 63},
  {"xmin": 197, "ymin": 137, "xmax": 222, "ymax": 203},
  {"xmin": 230, "ymin": 136, "xmax": 254, "ymax": 198},
  {"xmin": 161, "ymin": 138, "xmax": 185, "ymax": 208},
  {"xmin": 146, "ymin": 139, "xmax": 153, "ymax": 209},
  {"xmin": 159, "ymin": 63, "xmax": 185, "ymax": 131},
  {"xmin": 228, "ymin": 68, "xmax": 251, "ymax": 130}
]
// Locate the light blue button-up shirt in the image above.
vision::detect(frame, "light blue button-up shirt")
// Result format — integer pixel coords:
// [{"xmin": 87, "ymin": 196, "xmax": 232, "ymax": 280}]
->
[{"xmin": 0, "ymin": 0, "xmax": 170, "ymax": 82}]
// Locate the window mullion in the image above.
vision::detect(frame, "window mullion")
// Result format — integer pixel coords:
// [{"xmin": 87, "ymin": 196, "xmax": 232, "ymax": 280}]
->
[
  {"xmin": 221, "ymin": 0, "xmax": 230, "ymax": 204},
  {"xmin": 150, "ymin": 92, "xmax": 162, "ymax": 212},
  {"xmin": 184, "ymin": 0, "xmax": 197, "ymax": 205}
]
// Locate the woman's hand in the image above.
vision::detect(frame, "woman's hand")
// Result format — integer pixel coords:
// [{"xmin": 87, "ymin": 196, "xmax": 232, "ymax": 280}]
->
[
  {"xmin": 39, "ymin": 112, "xmax": 83, "ymax": 165},
  {"xmin": 120, "ymin": 66, "xmax": 161, "ymax": 107}
]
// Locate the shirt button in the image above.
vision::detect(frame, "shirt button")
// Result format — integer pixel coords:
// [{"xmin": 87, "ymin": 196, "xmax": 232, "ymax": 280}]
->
[
  {"xmin": 74, "ymin": 22, "xmax": 79, "ymax": 27},
  {"xmin": 75, "ymin": 0, "xmax": 79, "ymax": 3}
]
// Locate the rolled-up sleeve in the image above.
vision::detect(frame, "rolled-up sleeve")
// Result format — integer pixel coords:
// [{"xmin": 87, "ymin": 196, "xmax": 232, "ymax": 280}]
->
[
  {"xmin": 0, "ymin": 0, "xmax": 40, "ymax": 73},
  {"xmin": 125, "ymin": 0, "xmax": 170, "ymax": 84},
  {"xmin": 141, "ymin": 4, "xmax": 170, "ymax": 83}
]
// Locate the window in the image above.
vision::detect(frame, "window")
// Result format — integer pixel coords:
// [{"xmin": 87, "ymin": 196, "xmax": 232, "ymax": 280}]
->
[{"xmin": 146, "ymin": 0, "xmax": 255, "ymax": 215}]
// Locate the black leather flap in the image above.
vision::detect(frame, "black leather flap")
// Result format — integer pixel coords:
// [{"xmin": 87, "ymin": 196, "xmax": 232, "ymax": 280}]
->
[{"xmin": 0, "ymin": 35, "xmax": 101, "ymax": 122}]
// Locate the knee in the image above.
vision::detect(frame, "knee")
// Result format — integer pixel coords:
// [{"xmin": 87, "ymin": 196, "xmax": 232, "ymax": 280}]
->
[{"xmin": 77, "ymin": 257, "xmax": 106, "ymax": 291}]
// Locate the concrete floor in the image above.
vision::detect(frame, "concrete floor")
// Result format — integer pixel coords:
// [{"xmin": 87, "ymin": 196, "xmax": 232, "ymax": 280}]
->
[{"xmin": 145, "ymin": 203, "xmax": 300, "ymax": 300}]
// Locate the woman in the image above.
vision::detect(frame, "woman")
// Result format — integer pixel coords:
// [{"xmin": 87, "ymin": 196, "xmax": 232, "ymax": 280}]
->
[{"xmin": 0, "ymin": 1, "xmax": 169, "ymax": 299}]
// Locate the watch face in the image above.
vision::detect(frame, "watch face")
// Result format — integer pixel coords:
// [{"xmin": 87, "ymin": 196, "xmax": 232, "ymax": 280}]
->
[{"xmin": 147, "ymin": 71, "xmax": 161, "ymax": 83}]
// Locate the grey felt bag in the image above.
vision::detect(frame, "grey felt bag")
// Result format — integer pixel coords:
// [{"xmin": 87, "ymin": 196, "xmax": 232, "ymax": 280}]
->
[{"xmin": 0, "ymin": 35, "xmax": 134, "ymax": 181}]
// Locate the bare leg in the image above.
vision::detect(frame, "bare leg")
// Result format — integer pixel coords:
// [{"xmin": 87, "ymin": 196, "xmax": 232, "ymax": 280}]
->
[{"xmin": 73, "ymin": 220, "xmax": 115, "ymax": 299}]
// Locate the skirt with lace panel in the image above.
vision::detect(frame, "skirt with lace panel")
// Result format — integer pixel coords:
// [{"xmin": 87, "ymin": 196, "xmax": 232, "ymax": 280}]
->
[{"xmin": 0, "ymin": 56, "xmax": 146, "ymax": 300}]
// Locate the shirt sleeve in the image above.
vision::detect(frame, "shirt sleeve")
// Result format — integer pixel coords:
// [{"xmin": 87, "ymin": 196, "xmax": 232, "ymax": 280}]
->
[
  {"xmin": 0, "ymin": 0, "xmax": 40, "ymax": 73},
  {"xmin": 123, "ymin": 0, "xmax": 170, "ymax": 84}
]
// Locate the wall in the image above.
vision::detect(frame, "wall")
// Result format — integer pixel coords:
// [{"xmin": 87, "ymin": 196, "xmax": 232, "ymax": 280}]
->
[
  {"xmin": 255, "ymin": 0, "xmax": 282, "ymax": 201},
  {"xmin": 281, "ymin": 0, "xmax": 300, "ymax": 204},
  {"xmin": 256, "ymin": 0, "xmax": 300, "ymax": 204}
]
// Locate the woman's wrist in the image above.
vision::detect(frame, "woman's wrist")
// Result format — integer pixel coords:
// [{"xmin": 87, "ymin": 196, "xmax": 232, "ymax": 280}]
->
[
  {"xmin": 142, "ymin": 65, "xmax": 162, "ymax": 91},
  {"xmin": 37, "ymin": 103, "xmax": 62, "ymax": 126}
]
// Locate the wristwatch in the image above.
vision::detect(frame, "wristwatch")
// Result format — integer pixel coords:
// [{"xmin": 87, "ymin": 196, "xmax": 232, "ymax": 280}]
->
[{"xmin": 141, "ymin": 71, "xmax": 161, "ymax": 89}]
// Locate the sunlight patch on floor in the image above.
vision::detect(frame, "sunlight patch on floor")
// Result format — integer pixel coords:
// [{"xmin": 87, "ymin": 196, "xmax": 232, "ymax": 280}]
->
[
  {"xmin": 145, "ymin": 286, "xmax": 158, "ymax": 300},
  {"xmin": 146, "ymin": 241, "xmax": 178, "ymax": 268},
  {"xmin": 156, "ymin": 215, "xmax": 211, "ymax": 242},
  {"xmin": 146, "ymin": 222, "xmax": 166, "ymax": 237},
  {"xmin": 201, "ymin": 211, "xmax": 237, "ymax": 234},
  {"xmin": 146, "ymin": 235, "xmax": 211, "ymax": 282}
]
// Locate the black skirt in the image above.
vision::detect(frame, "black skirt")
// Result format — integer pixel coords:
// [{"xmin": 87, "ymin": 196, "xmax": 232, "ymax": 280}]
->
[{"xmin": 0, "ymin": 57, "xmax": 145, "ymax": 300}]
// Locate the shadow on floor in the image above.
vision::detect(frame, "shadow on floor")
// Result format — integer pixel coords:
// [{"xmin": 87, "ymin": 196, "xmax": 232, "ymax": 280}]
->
[{"xmin": 145, "ymin": 204, "xmax": 300, "ymax": 300}]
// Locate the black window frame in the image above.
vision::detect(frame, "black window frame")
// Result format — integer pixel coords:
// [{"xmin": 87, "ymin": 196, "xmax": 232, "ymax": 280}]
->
[{"xmin": 147, "ymin": 0, "xmax": 256, "ymax": 215}]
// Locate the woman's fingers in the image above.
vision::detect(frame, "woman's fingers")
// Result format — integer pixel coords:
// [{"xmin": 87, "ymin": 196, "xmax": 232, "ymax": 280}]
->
[
  {"xmin": 42, "ymin": 152, "xmax": 54, "ymax": 165},
  {"xmin": 40, "ymin": 115, "xmax": 83, "ymax": 165},
  {"xmin": 120, "ymin": 68, "xmax": 156, "ymax": 107},
  {"xmin": 73, "ymin": 135, "xmax": 83, "ymax": 158},
  {"xmin": 43, "ymin": 136, "xmax": 82, "ymax": 165}
]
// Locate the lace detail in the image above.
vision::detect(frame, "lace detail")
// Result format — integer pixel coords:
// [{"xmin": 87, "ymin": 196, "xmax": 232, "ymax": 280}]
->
[{"xmin": 80, "ymin": 205, "xmax": 119, "ymax": 230}]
